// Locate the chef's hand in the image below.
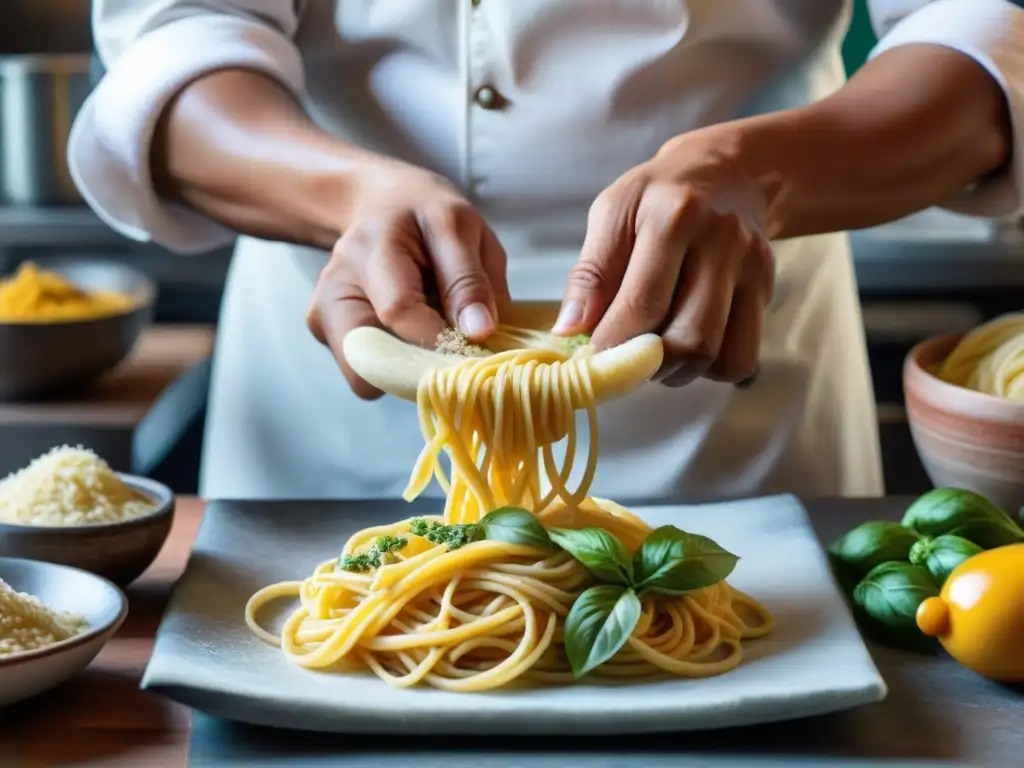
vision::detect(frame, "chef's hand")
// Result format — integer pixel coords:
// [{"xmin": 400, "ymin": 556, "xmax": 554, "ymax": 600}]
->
[
  {"xmin": 307, "ymin": 162, "xmax": 509, "ymax": 399},
  {"xmin": 555, "ymin": 131, "xmax": 775, "ymax": 387}
]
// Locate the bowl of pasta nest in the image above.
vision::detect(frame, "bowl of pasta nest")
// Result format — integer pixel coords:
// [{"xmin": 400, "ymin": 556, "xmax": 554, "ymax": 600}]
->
[
  {"xmin": 0, "ymin": 257, "xmax": 155, "ymax": 401},
  {"xmin": 0, "ymin": 446, "xmax": 175, "ymax": 586},
  {"xmin": 904, "ymin": 313, "xmax": 1024, "ymax": 512}
]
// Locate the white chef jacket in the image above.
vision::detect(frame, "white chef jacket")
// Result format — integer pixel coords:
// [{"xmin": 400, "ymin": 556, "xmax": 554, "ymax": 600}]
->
[{"xmin": 70, "ymin": 0, "xmax": 1024, "ymax": 502}]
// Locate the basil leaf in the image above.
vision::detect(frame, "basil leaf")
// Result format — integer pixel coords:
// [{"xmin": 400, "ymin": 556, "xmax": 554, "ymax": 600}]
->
[
  {"xmin": 480, "ymin": 507, "xmax": 553, "ymax": 550},
  {"xmin": 828, "ymin": 521, "xmax": 920, "ymax": 580},
  {"xmin": 633, "ymin": 526, "xmax": 739, "ymax": 595},
  {"xmin": 564, "ymin": 585, "xmax": 642, "ymax": 678},
  {"xmin": 901, "ymin": 488, "xmax": 1024, "ymax": 549},
  {"xmin": 548, "ymin": 527, "xmax": 633, "ymax": 585},
  {"xmin": 909, "ymin": 534, "xmax": 982, "ymax": 587},
  {"xmin": 853, "ymin": 561, "xmax": 939, "ymax": 630}
]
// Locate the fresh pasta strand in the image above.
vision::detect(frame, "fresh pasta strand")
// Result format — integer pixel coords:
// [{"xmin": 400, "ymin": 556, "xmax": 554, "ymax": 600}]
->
[
  {"xmin": 246, "ymin": 332, "xmax": 774, "ymax": 691},
  {"xmin": 937, "ymin": 313, "xmax": 1024, "ymax": 400}
]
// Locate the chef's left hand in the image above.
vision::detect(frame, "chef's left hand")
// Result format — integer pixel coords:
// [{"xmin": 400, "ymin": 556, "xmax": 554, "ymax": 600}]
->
[{"xmin": 554, "ymin": 130, "xmax": 775, "ymax": 387}]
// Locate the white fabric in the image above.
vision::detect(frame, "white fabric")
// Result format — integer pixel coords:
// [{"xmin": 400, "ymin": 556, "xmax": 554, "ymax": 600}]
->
[
  {"xmin": 69, "ymin": 13, "xmax": 306, "ymax": 253},
  {"xmin": 869, "ymin": 0, "xmax": 1024, "ymax": 218},
  {"xmin": 68, "ymin": 0, "xmax": 1024, "ymax": 501}
]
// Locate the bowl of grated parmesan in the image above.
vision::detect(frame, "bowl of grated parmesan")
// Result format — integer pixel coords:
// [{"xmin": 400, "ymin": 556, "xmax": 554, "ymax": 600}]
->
[
  {"xmin": 0, "ymin": 446, "xmax": 174, "ymax": 586},
  {"xmin": 0, "ymin": 557, "xmax": 127, "ymax": 707}
]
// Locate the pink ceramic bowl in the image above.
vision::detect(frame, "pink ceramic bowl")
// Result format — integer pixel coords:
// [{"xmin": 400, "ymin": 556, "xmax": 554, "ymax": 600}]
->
[{"xmin": 904, "ymin": 331, "xmax": 1024, "ymax": 513}]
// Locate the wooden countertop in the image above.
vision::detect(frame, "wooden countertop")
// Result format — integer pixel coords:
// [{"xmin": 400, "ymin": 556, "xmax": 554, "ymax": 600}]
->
[
  {"xmin": 0, "ymin": 325, "xmax": 214, "ymax": 428},
  {"xmin": 1, "ymin": 497, "xmax": 202, "ymax": 767}
]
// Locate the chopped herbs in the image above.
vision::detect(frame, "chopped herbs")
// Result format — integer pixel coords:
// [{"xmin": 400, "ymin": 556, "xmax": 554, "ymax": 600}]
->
[
  {"xmin": 376, "ymin": 535, "xmax": 408, "ymax": 554},
  {"xmin": 410, "ymin": 518, "xmax": 484, "ymax": 550},
  {"xmin": 565, "ymin": 333, "xmax": 592, "ymax": 352},
  {"xmin": 339, "ymin": 535, "xmax": 408, "ymax": 572}
]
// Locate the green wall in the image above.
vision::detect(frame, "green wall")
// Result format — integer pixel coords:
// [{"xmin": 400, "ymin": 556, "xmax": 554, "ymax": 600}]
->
[{"xmin": 842, "ymin": 0, "xmax": 879, "ymax": 75}]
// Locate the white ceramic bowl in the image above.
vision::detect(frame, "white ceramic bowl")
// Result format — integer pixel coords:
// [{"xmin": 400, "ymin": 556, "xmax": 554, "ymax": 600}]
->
[{"xmin": 0, "ymin": 557, "xmax": 128, "ymax": 707}]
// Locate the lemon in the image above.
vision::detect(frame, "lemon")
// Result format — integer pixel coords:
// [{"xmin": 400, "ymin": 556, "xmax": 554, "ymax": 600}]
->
[{"xmin": 916, "ymin": 543, "xmax": 1024, "ymax": 683}]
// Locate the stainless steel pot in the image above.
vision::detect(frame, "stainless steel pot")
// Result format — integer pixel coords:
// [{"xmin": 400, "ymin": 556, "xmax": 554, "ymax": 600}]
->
[{"xmin": 0, "ymin": 54, "xmax": 92, "ymax": 206}]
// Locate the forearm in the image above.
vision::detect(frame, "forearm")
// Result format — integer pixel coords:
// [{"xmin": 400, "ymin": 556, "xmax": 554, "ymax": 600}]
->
[
  {"xmin": 719, "ymin": 44, "xmax": 1012, "ymax": 238},
  {"xmin": 150, "ymin": 68, "xmax": 377, "ymax": 251}
]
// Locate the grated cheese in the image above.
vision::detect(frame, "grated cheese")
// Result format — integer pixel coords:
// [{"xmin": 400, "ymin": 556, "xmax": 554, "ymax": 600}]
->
[
  {"xmin": 435, "ymin": 327, "xmax": 489, "ymax": 357},
  {"xmin": 0, "ymin": 446, "xmax": 156, "ymax": 527},
  {"xmin": 0, "ymin": 578, "xmax": 87, "ymax": 656}
]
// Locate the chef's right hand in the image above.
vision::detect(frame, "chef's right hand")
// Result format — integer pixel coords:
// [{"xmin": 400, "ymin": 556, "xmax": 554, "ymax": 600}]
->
[{"xmin": 306, "ymin": 163, "xmax": 509, "ymax": 400}]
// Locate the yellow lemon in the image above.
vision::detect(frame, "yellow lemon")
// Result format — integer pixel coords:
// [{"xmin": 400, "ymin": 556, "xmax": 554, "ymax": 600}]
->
[{"xmin": 916, "ymin": 543, "xmax": 1024, "ymax": 682}]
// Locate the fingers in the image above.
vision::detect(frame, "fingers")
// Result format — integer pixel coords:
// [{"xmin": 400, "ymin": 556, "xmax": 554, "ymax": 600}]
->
[
  {"xmin": 589, "ymin": 187, "xmax": 696, "ymax": 350},
  {"xmin": 659, "ymin": 217, "xmax": 747, "ymax": 387},
  {"xmin": 312, "ymin": 218, "xmax": 448, "ymax": 401},
  {"xmin": 307, "ymin": 269, "xmax": 386, "ymax": 401},
  {"xmin": 481, "ymin": 226, "xmax": 512, "ymax": 310},
  {"xmin": 362, "ymin": 241, "xmax": 449, "ymax": 348},
  {"xmin": 419, "ymin": 205, "xmax": 502, "ymax": 342},
  {"xmin": 704, "ymin": 278, "xmax": 766, "ymax": 384},
  {"xmin": 311, "ymin": 201, "xmax": 509, "ymax": 399},
  {"xmin": 554, "ymin": 186, "xmax": 637, "ymax": 336}
]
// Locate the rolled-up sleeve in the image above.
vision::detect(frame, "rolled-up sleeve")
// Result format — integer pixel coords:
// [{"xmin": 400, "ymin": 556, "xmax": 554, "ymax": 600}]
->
[
  {"xmin": 867, "ymin": 0, "xmax": 1024, "ymax": 218},
  {"xmin": 69, "ymin": 2, "xmax": 306, "ymax": 254}
]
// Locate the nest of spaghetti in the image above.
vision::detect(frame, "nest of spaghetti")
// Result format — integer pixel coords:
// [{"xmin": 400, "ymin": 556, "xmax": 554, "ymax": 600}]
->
[
  {"xmin": 247, "ymin": 328, "xmax": 774, "ymax": 692},
  {"xmin": 246, "ymin": 496, "xmax": 774, "ymax": 692}
]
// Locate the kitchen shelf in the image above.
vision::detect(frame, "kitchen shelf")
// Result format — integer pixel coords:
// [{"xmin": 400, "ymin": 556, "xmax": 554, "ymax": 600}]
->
[{"xmin": 0, "ymin": 205, "xmax": 128, "ymax": 248}]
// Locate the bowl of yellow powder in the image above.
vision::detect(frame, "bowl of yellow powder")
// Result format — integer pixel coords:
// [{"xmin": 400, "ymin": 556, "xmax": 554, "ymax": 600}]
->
[
  {"xmin": 0, "ymin": 446, "xmax": 174, "ymax": 586},
  {"xmin": 0, "ymin": 557, "xmax": 128, "ymax": 707},
  {"xmin": 0, "ymin": 258, "xmax": 155, "ymax": 400}
]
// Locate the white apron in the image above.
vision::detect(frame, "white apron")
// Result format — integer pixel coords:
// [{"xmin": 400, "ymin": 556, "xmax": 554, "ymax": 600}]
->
[{"xmin": 197, "ymin": 0, "xmax": 884, "ymax": 501}]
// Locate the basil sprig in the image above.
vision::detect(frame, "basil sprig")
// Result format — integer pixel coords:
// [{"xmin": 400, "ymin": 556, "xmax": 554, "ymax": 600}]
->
[
  {"xmin": 548, "ymin": 527, "xmax": 633, "ymax": 585},
  {"xmin": 479, "ymin": 507, "xmax": 554, "ymax": 550},
  {"xmin": 564, "ymin": 585, "xmax": 642, "ymax": 678},
  {"xmin": 546, "ymin": 523, "xmax": 739, "ymax": 678},
  {"xmin": 633, "ymin": 526, "xmax": 740, "ymax": 595},
  {"xmin": 472, "ymin": 508, "xmax": 739, "ymax": 678}
]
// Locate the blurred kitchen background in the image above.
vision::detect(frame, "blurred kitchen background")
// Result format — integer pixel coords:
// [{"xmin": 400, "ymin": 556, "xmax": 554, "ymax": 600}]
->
[{"xmin": 1, "ymin": 1, "xmax": 1022, "ymax": 496}]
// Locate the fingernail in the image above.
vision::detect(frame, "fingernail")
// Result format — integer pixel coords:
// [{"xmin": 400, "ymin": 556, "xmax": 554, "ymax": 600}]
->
[
  {"xmin": 735, "ymin": 366, "xmax": 761, "ymax": 389},
  {"xmin": 458, "ymin": 303, "xmax": 493, "ymax": 339},
  {"xmin": 553, "ymin": 300, "xmax": 583, "ymax": 334}
]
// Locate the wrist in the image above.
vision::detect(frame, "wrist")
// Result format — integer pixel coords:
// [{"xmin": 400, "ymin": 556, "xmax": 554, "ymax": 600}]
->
[
  {"xmin": 298, "ymin": 136, "xmax": 382, "ymax": 248},
  {"xmin": 657, "ymin": 114, "xmax": 797, "ymax": 239},
  {"xmin": 705, "ymin": 114, "xmax": 805, "ymax": 240},
  {"xmin": 306, "ymin": 145, "xmax": 448, "ymax": 249},
  {"xmin": 151, "ymin": 67, "xmax": 390, "ymax": 252}
]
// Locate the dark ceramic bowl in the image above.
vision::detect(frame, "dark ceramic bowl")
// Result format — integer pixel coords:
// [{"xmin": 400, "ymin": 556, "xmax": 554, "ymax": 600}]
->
[
  {"xmin": 0, "ymin": 257, "xmax": 156, "ymax": 401},
  {"xmin": 0, "ymin": 474, "xmax": 174, "ymax": 586}
]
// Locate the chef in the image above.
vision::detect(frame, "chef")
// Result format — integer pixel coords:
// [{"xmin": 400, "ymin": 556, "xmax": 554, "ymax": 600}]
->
[{"xmin": 70, "ymin": 1, "xmax": 1023, "ymax": 502}]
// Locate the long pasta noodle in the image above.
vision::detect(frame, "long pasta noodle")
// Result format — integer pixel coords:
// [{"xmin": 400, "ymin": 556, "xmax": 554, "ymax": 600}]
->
[
  {"xmin": 246, "ymin": 331, "xmax": 774, "ymax": 691},
  {"xmin": 937, "ymin": 312, "xmax": 1024, "ymax": 400}
]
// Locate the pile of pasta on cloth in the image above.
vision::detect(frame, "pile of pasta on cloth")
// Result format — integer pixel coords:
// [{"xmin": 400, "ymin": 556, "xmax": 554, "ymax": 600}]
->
[{"xmin": 246, "ymin": 316, "xmax": 774, "ymax": 691}]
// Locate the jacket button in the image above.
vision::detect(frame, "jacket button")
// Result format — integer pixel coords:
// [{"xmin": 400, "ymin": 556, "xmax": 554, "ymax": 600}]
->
[{"xmin": 474, "ymin": 85, "xmax": 504, "ymax": 110}]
